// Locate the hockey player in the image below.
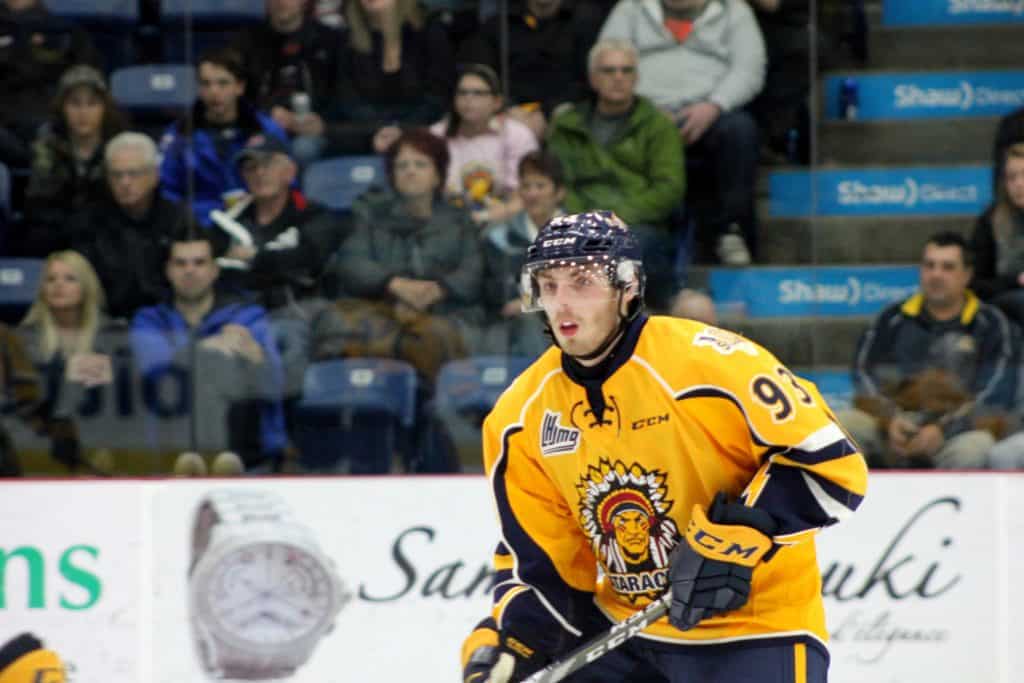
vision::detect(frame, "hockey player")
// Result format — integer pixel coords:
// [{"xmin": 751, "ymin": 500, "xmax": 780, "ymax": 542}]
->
[{"xmin": 461, "ymin": 211, "xmax": 868, "ymax": 682}]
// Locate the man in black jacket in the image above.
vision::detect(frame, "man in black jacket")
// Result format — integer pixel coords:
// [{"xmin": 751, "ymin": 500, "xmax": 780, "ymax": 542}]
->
[
  {"xmin": 229, "ymin": 0, "xmax": 340, "ymax": 165},
  {"xmin": 216, "ymin": 134, "xmax": 347, "ymax": 401},
  {"xmin": 71, "ymin": 132, "xmax": 183, "ymax": 320},
  {"xmin": 839, "ymin": 232, "xmax": 1019, "ymax": 469}
]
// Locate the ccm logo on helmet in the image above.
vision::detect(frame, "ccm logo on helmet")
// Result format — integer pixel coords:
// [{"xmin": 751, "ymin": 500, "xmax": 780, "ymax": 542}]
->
[{"xmin": 542, "ymin": 237, "xmax": 577, "ymax": 247}]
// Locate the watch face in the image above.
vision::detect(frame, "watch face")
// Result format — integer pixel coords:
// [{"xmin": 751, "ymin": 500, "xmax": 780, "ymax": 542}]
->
[{"xmin": 198, "ymin": 542, "xmax": 337, "ymax": 648}]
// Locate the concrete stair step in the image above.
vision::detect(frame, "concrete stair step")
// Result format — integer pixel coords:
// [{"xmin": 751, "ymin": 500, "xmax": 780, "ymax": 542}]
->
[
  {"xmin": 817, "ymin": 117, "xmax": 998, "ymax": 165},
  {"xmin": 718, "ymin": 316, "xmax": 869, "ymax": 368},
  {"xmin": 758, "ymin": 214, "xmax": 972, "ymax": 265},
  {"xmin": 865, "ymin": 25, "xmax": 1024, "ymax": 71}
]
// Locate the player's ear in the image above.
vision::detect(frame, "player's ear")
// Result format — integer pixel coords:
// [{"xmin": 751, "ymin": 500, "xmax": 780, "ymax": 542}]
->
[{"xmin": 620, "ymin": 279, "xmax": 638, "ymax": 314}]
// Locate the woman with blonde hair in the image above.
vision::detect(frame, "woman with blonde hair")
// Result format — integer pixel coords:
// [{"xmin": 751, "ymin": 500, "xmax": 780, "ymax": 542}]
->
[
  {"xmin": 324, "ymin": 0, "xmax": 454, "ymax": 155},
  {"xmin": 970, "ymin": 142, "xmax": 1024, "ymax": 325},
  {"xmin": 19, "ymin": 251, "xmax": 126, "ymax": 416}
]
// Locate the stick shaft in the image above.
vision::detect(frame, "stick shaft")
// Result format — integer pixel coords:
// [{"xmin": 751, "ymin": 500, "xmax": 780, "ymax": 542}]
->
[{"xmin": 522, "ymin": 595, "xmax": 671, "ymax": 683}]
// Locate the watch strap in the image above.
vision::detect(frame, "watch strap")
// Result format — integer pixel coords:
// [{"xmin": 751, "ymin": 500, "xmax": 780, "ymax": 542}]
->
[{"xmin": 190, "ymin": 490, "xmax": 295, "ymax": 573}]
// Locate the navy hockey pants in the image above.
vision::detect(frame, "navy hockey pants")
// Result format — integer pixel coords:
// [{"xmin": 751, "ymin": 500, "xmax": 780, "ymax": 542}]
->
[{"xmin": 563, "ymin": 636, "xmax": 829, "ymax": 683}]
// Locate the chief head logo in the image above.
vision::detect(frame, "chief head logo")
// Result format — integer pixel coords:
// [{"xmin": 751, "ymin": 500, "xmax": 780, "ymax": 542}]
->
[{"xmin": 576, "ymin": 459, "xmax": 679, "ymax": 602}]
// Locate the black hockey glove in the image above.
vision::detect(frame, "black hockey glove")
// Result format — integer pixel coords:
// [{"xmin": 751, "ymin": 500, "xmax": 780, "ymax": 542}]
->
[
  {"xmin": 668, "ymin": 491, "xmax": 777, "ymax": 631},
  {"xmin": 463, "ymin": 626, "xmax": 547, "ymax": 683}
]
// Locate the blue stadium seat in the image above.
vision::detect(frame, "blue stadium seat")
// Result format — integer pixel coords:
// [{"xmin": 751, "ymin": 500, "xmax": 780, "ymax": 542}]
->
[
  {"xmin": 294, "ymin": 358, "xmax": 417, "ymax": 473},
  {"xmin": 46, "ymin": 0, "xmax": 137, "ymax": 22},
  {"xmin": 161, "ymin": 0, "xmax": 264, "ymax": 62},
  {"xmin": 161, "ymin": 0, "xmax": 265, "ymax": 24},
  {"xmin": 46, "ymin": 0, "xmax": 139, "ymax": 69},
  {"xmin": 111, "ymin": 65, "xmax": 197, "ymax": 111},
  {"xmin": 435, "ymin": 355, "xmax": 532, "ymax": 421},
  {"xmin": 302, "ymin": 156, "xmax": 387, "ymax": 212},
  {"xmin": 0, "ymin": 258, "xmax": 43, "ymax": 308}
]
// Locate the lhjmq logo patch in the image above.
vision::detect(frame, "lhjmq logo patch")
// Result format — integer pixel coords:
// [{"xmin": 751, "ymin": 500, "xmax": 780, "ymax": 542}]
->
[
  {"xmin": 576, "ymin": 459, "xmax": 679, "ymax": 603},
  {"xmin": 540, "ymin": 410, "xmax": 581, "ymax": 456},
  {"xmin": 540, "ymin": 409, "xmax": 581, "ymax": 456}
]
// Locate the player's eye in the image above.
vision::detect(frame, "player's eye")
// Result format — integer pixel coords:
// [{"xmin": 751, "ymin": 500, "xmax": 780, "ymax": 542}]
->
[{"xmin": 574, "ymin": 276, "xmax": 594, "ymax": 289}]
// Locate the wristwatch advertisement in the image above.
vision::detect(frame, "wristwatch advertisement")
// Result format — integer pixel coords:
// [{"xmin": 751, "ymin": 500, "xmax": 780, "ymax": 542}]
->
[{"xmin": 188, "ymin": 489, "xmax": 349, "ymax": 681}]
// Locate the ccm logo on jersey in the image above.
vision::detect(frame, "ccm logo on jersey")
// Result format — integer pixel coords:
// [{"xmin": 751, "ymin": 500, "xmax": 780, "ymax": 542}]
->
[
  {"xmin": 540, "ymin": 410, "xmax": 581, "ymax": 456},
  {"xmin": 631, "ymin": 414, "xmax": 669, "ymax": 430}
]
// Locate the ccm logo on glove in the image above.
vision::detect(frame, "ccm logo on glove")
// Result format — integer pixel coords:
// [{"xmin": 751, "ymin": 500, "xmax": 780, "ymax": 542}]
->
[
  {"xmin": 668, "ymin": 492, "xmax": 778, "ymax": 631},
  {"xmin": 686, "ymin": 505, "xmax": 773, "ymax": 566}
]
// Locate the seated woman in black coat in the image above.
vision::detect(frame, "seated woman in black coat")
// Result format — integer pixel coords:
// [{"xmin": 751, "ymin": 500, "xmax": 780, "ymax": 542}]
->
[{"xmin": 971, "ymin": 142, "xmax": 1024, "ymax": 326}]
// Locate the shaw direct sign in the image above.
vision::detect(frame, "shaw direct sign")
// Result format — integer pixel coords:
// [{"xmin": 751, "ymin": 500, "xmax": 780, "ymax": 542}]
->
[
  {"xmin": 824, "ymin": 71, "xmax": 1024, "ymax": 120},
  {"xmin": 709, "ymin": 266, "xmax": 919, "ymax": 318},
  {"xmin": 769, "ymin": 167, "xmax": 991, "ymax": 218},
  {"xmin": 884, "ymin": 0, "xmax": 1024, "ymax": 26}
]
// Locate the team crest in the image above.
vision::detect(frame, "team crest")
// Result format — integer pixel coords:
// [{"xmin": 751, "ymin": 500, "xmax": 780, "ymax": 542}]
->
[{"xmin": 576, "ymin": 459, "xmax": 679, "ymax": 603}]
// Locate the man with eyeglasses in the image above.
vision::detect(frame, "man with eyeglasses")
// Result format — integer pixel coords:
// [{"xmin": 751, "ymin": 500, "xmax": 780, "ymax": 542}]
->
[
  {"xmin": 547, "ymin": 38, "xmax": 684, "ymax": 311},
  {"xmin": 599, "ymin": 0, "xmax": 766, "ymax": 267},
  {"xmin": 70, "ymin": 131, "xmax": 184, "ymax": 319}
]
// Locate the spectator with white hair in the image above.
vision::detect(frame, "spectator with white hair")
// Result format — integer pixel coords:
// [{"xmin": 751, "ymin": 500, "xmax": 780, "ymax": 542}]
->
[
  {"xmin": 599, "ymin": 0, "xmax": 767, "ymax": 265},
  {"xmin": 70, "ymin": 131, "xmax": 185, "ymax": 320},
  {"xmin": 546, "ymin": 38, "xmax": 684, "ymax": 310}
]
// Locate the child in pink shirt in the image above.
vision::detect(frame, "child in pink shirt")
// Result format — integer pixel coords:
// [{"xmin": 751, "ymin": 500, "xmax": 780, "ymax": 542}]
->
[{"xmin": 431, "ymin": 64, "xmax": 539, "ymax": 225}]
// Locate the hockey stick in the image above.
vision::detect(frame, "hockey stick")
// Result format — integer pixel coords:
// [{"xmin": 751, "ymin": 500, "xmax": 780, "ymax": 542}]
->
[{"xmin": 521, "ymin": 593, "xmax": 671, "ymax": 683}]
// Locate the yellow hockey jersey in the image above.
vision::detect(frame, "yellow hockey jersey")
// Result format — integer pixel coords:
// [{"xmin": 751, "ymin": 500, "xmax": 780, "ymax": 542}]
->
[{"xmin": 478, "ymin": 315, "xmax": 868, "ymax": 655}]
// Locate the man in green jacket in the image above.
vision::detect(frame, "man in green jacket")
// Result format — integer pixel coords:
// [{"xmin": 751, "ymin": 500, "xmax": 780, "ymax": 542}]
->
[{"xmin": 547, "ymin": 38, "xmax": 685, "ymax": 309}]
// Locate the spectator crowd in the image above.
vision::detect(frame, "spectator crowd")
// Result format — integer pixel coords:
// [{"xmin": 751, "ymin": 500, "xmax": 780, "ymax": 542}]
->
[{"xmin": 2, "ymin": 0, "xmax": 1023, "ymax": 476}]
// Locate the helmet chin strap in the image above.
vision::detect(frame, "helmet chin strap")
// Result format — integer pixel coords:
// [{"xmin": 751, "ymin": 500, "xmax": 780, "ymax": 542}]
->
[{"xmin": 544, "ymin": 290, "xmax": 632, "ymax": 363}]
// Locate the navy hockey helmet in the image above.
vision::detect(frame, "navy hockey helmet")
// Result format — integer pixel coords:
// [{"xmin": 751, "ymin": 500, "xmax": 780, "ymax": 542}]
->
[{"xmin": 520, "ymin": 210, "xmax": 645, "ymax": 316}]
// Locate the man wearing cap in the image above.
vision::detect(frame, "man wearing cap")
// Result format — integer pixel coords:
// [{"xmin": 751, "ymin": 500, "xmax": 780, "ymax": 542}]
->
[
  {"xmin": 214, "ymin": 133, "xmax": 348, "ymax": 407},
  {"xmin": 18, "ymin": 63, "xmax": 124, "ymax": 257}
]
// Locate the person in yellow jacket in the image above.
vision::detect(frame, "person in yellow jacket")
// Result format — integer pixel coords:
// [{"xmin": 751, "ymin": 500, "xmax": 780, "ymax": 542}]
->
[
  {"xmin": 0, "ymin": 633, "xmax": 65, "ymax": 683},
  {"xmin": 461, "ymin": 211, "xmax": 868, "ymax": 682}
]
